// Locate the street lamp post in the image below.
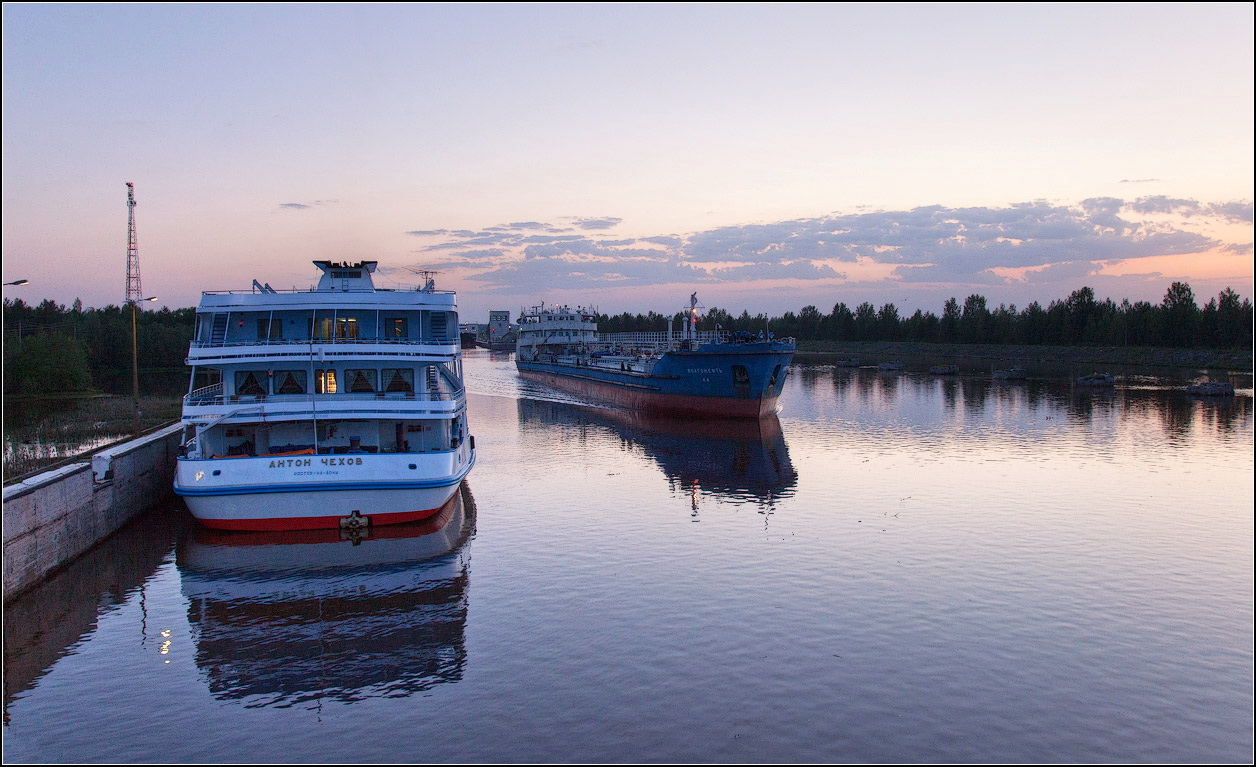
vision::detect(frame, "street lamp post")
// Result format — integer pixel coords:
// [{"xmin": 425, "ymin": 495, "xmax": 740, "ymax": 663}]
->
[{"xmin": 129, "ymin": 296, "xmax": 158, "ymax": 435}]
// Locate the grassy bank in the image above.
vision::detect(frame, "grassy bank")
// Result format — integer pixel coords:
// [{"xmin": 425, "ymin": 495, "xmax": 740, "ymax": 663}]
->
[
  {"xmin": 3, "ymin": 395, "xmax": 183, "ymax": 481},
  {"xmin": 795, "ymin": 340, "xmax": 1252, "ymax": 371}
]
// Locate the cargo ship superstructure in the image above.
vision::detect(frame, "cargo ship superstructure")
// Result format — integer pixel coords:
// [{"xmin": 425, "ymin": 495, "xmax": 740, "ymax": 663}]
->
[
  {"xmin": 174, "ymin": 261, "xmax": 475, "ymax": 531},
  {"xmin": 515, "ymin": 293, "xmax": 794, "ymax": 418}
]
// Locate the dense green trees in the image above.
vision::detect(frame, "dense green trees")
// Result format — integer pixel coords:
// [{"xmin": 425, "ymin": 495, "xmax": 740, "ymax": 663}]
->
[
  {"xmin": 3, "ymin": 331, "xmax": 92, "ymax": 395},
  {"xmin": 4, "ymin": 299, "xmax": 195, "ymax": 395},
  {"xmin": 595, "ymin": 282, "xmax": 1253, "ymax": 350},
  {"xmin": 3, "ymin": 281, "xmax": 1250, "ymax": 396}
]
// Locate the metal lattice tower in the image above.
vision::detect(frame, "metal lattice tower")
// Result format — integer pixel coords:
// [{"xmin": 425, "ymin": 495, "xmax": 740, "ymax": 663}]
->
[{"xmin": 125, "ymin": 182, "xmax": 142, "ymax": 304}]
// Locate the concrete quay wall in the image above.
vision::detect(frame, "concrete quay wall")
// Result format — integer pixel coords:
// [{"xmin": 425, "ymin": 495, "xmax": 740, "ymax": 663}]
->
[{"xmin": 3, "ymin": 423, "xmax": 183, "ymax": 603}]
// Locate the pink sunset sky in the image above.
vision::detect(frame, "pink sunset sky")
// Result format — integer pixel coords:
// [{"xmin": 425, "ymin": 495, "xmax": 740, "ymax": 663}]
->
[{"xmin": 2, "ymin": 3, "xmax": 1251, "ymax": 321}]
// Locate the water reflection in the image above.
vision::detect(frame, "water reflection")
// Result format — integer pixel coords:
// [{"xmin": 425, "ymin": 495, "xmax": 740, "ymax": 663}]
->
[
  {"xmin": 175, "ymin": 483, "xmax": 477, "ymax": 708},
  {"xmin": 516, "ymin": 399, "xmax": 798, "ymax": 510},
  {"xmin": 3, "ymin": 503, "xmax": 183, "ymax": 722},
  {"xmin": 792, "ymin": 364, "xmax": 1252, "ymax": 438}
]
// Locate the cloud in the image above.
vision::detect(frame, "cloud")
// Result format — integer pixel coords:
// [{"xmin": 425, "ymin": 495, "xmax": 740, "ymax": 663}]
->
[
  {"xmin": 1206, "ymin": 201, "xmax": 1253, "ymax": 224},
  {"xmin": 405, "ymin": 197, "xmax": 1249, "ymax": 296},
  {"xmin": 641, "ymin": 235, "xmax": 683, "ymax": 247},
  {"xmin": 1021, "ymin": 260, "xmax": 1105, "ymax": 284},
  {"xmin": 1127, "ymin": 196, "xmax": 1202, "ymax": 216},
  {"xmin": 278, "ymin": 199, "xmax": 338, "ymax": 211},
  {"xmin": 571, "ymin": 217, "xmax": 623, "ymax": 230}
]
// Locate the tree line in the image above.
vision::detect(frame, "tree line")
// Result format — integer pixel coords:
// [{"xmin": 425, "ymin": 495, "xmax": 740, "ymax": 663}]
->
[
  {"xmin": 3, "ymin": 281, "xmax": 1251, "ymax": 395},
  {"xmin": 4, "ymin": 298, "xmax": 194, "ymax": 396},
  {"xmin": 598, "ymin": 282, "xmax": 1252, "ymax": 350}
]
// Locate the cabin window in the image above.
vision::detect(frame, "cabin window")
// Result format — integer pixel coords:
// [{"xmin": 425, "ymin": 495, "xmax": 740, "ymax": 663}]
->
[
  {"xmin": 310, "ymin": 316, "xmax": 359, "ymax": 340},
  {"xmin": 256, "ymin": 318, "xmax": 282, "ymax": 339},
  {"xmin": 345, "ymin": 369, "xmax": 377, "ymax": 393},
  {"xmin": 312, "ymin": 317, "xmax": 333, "ymax": 340},
  {"xmin": 235, "ymin": 371, "xmax": 267, "ymax": 396},
  {"xmin": 336, "ymin": 318, "xmax": 359, "ymax": 340},
  {"xmin": 382, "ymin": 368, "xmax": 414, "ymax": 393},
  {"xmin": 274, "ymin": 370, "xmax": 307, "ymax": 394},
  {"xmin": 386, "ymin": 318, "xmax": 408, "ymax": 338},
  {"xmin": 315, "ymin": 369, "xmax": 338, "ymax": 394}
]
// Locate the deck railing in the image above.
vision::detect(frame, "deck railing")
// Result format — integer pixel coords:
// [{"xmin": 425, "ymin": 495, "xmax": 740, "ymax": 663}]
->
[
  {"xmin": 187, "ymin": 382, "xmax": 224, "ymax": 402},
  {"xmin": 200, "ymin": 286, "xmax": 455, "ymax": 295},
  {"xmin": 183, "ymin": 389, "xmax": 464, "ymax": 407},
  {"xmin": 596, "ymin": 331, "xmax": 728, "ymax": 347},
  {"xmin": 189, "ymin": 337, "xmax": 458, "ymax": 349}
]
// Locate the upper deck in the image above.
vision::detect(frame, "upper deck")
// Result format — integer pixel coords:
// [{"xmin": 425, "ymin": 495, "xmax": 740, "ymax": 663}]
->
[
  {"xmin": 189, "ymin": 261, "xmax": 461, "ymax": 364},
  {"xmin": 196, "ymin": 261, "xmax": 457, "ymax": 312}
]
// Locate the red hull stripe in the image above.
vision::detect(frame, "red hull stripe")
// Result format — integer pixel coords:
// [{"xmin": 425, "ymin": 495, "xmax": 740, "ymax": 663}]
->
[{"xmin": 195, "ymin": 505, "xmax": 443, "ymax": 532}]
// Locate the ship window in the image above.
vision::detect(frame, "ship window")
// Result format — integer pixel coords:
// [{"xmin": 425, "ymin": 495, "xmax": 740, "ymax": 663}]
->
[
  {"xmin": 335, "ymin": 318, "xmax": 359, "ymax": 340},
  {"xmin": 345, "ymin": 368, "xmax": 377, "ymax": 393},
  {"xmin": 235, "ymin": 371, "xmax": 267, "ymax": 396},
  {"xmin": 309, "ymin": 317, "xmax": 360, "ymax": 340},
  {"xmin": 256, "ymin": 318, "xmax": 282, "ymax": 339},
  {"xmin": 332, "ymin": 270, "xmax": 362, "ymax": 279},
  {"xmin": 382, "ymin": 368, "xmax": 414, "ymax": 393},
  {"xmin": 386, "ymin": 318, "xmax": 408, "ymax": 338},
  {"xmin": 274, "ymin": 370, "xmax": 306, "ymax": 394},
  {"xmin": 315, "ymin": 369, "xmax": 338, "ymax": 394}
]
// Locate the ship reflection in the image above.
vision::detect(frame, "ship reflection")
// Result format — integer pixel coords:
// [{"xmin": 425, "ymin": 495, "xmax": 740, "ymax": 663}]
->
[
  {"xmin": 517, "ymin": 399, "xmax": 798, "ymax": 508},
  {"xmin": 175, "ymin": 483, "xmax": 476, "ymax": 708}
]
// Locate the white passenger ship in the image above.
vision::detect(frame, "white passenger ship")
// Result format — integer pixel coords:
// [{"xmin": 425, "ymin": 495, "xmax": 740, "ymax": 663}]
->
[{"xmin": 173, "ymin": 261, "xmax": 475, "ymax": 531}]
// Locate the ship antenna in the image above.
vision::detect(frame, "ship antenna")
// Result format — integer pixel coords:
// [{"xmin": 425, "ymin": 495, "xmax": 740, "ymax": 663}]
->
[{"xmin": 400, "ymin": 265, "xmax": 439, "ymax": 291}]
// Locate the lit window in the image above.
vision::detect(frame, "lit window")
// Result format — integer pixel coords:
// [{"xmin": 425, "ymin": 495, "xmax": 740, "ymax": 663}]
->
[
  {"xmin": 335, "ymin": 318, "xmax": 359, "ymax": 340},
  {"xmin": 315, "ymin": 369, "xmax": 338, "ymax": 394}
]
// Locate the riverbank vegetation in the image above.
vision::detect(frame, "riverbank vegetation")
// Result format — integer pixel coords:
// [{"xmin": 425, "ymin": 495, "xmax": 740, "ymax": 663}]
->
[
  {"xmin": 3, "ymin": 394, "xmax": 183, "ymax": 479},
  {"xmin": 3, "ymin": 281, "xmax": 1252, "ymax": 398},
  {"xmin": 598, "ymin": 282, "xmax": 1252, "ymax": 360},
  {"xmin": 3, "ymin": 299, "xmax": 194, "ymax": 396}
]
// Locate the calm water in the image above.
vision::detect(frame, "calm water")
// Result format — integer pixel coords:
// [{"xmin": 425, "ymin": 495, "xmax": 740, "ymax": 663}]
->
[{"xmin": 4, "ymin": 351, "xmax": 1252, "ymax": 763}]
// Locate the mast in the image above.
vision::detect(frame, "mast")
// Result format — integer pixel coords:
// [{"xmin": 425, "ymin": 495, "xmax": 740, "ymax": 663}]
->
[
  {"xmin": 126, "ymin": 182, "xmax": 142, "ymax": 435},
  {"xmin": 126, "ymin": 183, "xmax": 141, "ymax": 304}
]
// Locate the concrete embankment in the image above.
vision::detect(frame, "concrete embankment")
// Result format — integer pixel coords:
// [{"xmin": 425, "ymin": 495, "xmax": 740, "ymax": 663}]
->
[{"xmin": 3, "ymin": 423, "xmax": 183, "ymax": 603}]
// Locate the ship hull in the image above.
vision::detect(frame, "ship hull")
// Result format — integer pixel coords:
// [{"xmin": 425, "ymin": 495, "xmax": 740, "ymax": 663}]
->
[
  {"xmin": 175, "ymin": 451, "xmax": 474, "ymax": 531},
  {"xmin": 517, "ymin": 346, "xmax": 793, "ymax": 418}
]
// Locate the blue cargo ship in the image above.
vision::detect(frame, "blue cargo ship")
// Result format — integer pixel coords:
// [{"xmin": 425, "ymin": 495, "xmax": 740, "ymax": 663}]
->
[{"xmin": 515, "ymin": 294, "xmax": 794, "ymax": 418}]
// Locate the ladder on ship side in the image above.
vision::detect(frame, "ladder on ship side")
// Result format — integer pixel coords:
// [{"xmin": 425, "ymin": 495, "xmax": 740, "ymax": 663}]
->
[
  {"xmin": 426, "ymin": 366, "xmax": 441, "ymax": 397},
  {"xmin": 210, "ymin": 314, "xmax": 229, "ymax": 345},
  {"xmin": 430, "ymin": 311, "xmax": 448, "ymax": 343}
]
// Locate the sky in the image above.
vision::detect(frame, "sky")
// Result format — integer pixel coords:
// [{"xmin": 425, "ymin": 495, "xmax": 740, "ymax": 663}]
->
[{"xmin": 2, "ymin": 3, "xmax": 1252, "ymax": 322}]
